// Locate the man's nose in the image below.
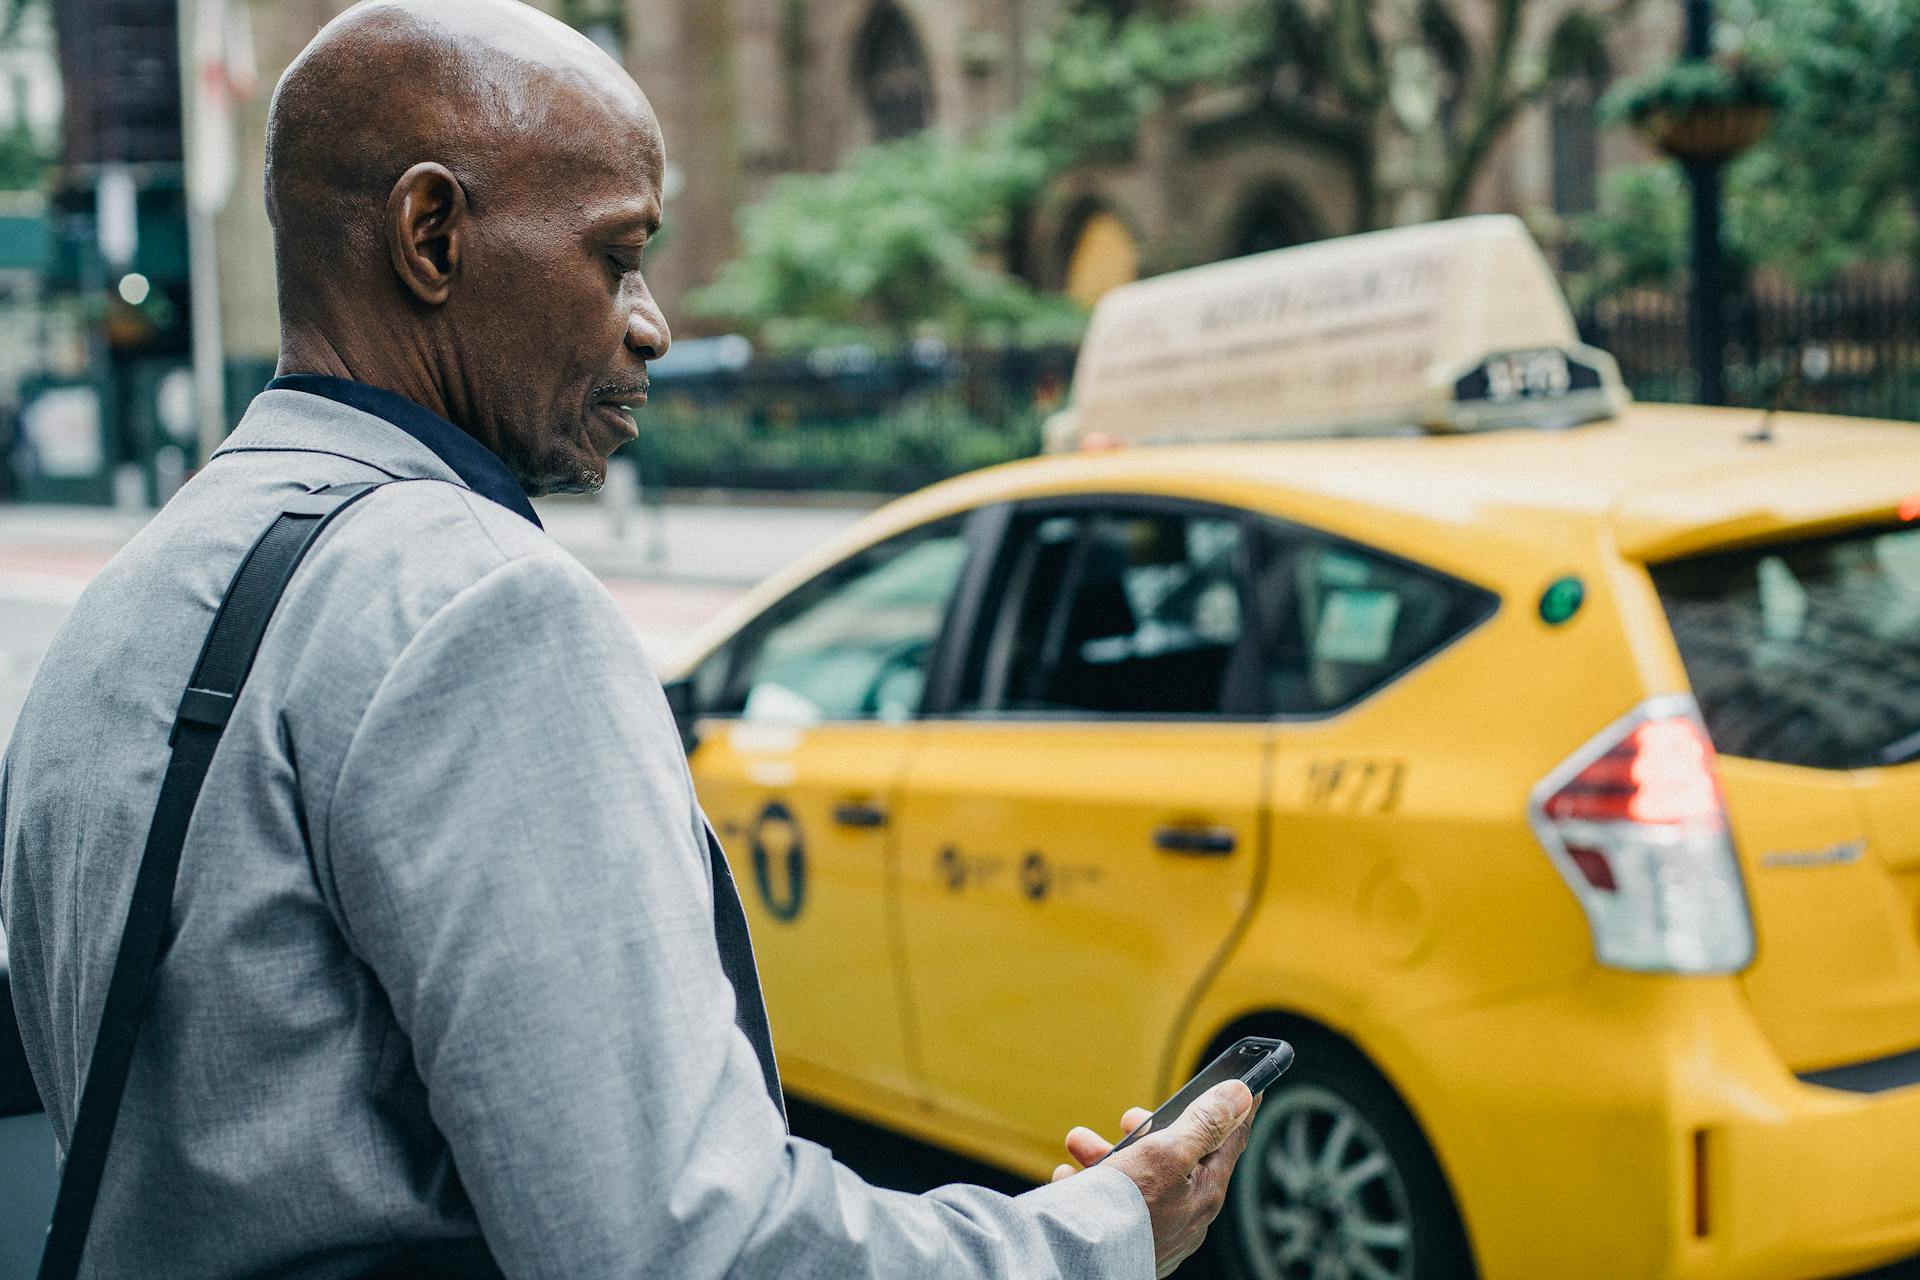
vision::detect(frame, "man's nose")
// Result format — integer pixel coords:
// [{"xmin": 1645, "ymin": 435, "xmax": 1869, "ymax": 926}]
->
[{"xmin": 627, "ymin": 298, "xmax": 670, "ymax": 362}]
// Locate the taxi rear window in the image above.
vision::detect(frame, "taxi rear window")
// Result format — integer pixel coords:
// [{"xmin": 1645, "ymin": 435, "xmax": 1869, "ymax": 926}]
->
[{"xmin": 1651, "ymin": 524, "xmax": 1920, "ymax": 769}]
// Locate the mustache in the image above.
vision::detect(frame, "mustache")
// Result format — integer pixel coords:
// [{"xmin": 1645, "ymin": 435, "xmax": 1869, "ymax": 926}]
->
[{"xmin": 590, "ymin": 375, "xmax": 651, "ymax": 402}]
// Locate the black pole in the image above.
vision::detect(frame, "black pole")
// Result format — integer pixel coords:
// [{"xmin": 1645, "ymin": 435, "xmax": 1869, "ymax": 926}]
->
[
  {"xmin": 1686, "ymin": 158, "xmax": 1726, "ymax": 406},
  {"xmin": 1684, "ymin": 0, "xmax": 1727, "ymax": 405},
  {"xmin": 1684, "ymin": 0, "xmax": 1712, "ymax": 58}
]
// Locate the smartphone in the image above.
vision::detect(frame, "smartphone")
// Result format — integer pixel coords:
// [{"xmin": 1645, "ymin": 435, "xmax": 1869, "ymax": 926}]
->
[{"xmin": 1095, "ymin": 1037, "xmax": 1294, "ymax": 1163}]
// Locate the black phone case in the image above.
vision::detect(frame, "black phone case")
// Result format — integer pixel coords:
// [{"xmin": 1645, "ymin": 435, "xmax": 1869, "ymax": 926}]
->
[{"xmin": 1097, "ymin": 1036, "xmax": 1294, "ymax": 1162}]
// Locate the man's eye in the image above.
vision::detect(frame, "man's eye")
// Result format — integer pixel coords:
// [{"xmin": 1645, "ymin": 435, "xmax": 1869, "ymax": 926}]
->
[{"xmin": 608, "ymin": 248, "xmax": 645, "ymax": 274}]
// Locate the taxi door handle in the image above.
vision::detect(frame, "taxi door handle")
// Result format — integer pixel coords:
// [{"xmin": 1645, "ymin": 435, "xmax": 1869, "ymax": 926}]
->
[
  {"xmin": 834, "ymin": 801, "xmax": 889, "ymax": 829},
  {"xmin": 1154, "ymin": 825, "xmax": 1237, "ymax": 856}
]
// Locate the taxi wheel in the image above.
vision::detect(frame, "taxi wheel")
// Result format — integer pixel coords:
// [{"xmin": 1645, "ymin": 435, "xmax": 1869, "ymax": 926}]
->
[{"xmin": 1215, "ymin": 1034, "xmax": 1475, "ymax": 1280}]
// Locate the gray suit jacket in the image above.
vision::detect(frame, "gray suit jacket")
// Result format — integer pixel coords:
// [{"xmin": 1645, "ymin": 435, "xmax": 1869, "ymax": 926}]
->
[{"xmin": 0, "ymin": 389, "xmax": 1153, "ymax": 1279}]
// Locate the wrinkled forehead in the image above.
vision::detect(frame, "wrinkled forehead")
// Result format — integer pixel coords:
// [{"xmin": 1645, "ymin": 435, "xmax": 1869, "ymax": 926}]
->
[
  {"xmin": 498, "ymin": 74, "xmax": 665, "ymax": 231},
  {"xmin": 547, "ymin": 75, "xmax": 665, "ymax": 187}
]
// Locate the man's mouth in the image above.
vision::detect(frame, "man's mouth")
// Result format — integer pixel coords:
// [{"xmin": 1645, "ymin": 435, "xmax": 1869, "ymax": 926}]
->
[
  {"xmin": 592, "ymin": 373, "xmax": 649, "ymax": 402},
  {"xmin": 590, "ymin": 378, "xmax": 649, "ymax": 445},
  {"xmin": 591, "ymin": 402, "xmax": 640, "ymax": 447}
]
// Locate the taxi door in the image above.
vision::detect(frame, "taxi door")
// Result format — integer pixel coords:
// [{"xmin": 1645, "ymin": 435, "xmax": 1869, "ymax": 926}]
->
[
  {"xmin": 891, "ymin": 501, "xmax": 1271, "ymax": 1162},
  {"xmin": 685, "ymin": 516, "xmax": 975, "ymax": 1107},
  {"xmin": 1648, "ymin": 522, "xmax": 1920, "ymax": 1071}
]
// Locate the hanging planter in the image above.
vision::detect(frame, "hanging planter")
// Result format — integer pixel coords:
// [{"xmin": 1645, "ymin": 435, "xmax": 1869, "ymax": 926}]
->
[
  {"xmin": 1640, "ymin": 102, "xmax": 1774, "ymax": 163},
  {"xmin": 1602, "ymin": 56, "xmax": 1783, "ymax": 165}
]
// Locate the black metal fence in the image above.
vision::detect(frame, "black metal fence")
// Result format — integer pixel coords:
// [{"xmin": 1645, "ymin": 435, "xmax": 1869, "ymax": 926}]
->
[
  {"xmin": 1577, "ymin": 283, "xmax": 1920, "ymax": 422},
  {"xmin": 633, "ymin": 342, "xmax": 1076, "ymax": 493},
  {"xmin": 219, "ymin": 284, "xmax": 1920, "ymax": 497},
  {"xmin": 638, "ymin": 285, "xmax": 1920, "ymax": 494}
]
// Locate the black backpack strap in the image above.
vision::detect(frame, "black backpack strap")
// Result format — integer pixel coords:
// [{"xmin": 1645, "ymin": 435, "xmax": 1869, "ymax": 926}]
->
[
  {"xmin": 702, "ymin": 823, "xmax": 786, "ymax": 1125},
  {"xmin": 38, "ymin": 481, "xmax": 392, "ymax": 1280}
]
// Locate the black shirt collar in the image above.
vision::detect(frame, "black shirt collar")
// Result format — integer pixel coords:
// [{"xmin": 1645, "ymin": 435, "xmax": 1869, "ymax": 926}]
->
[{"xmin": 267, "ymin": 374, "xmax": 543, "ymax": 529}]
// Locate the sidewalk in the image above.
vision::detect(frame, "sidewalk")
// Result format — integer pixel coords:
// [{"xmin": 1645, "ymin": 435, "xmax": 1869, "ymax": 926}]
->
[
  {"xmin": 533, "ymin": 493, "xmax": 871, "ymax": 586},
  {"xmin": 0, "ymin": 492, "xmax": 881, "ymax": 746},
  {"xmin": 0, "ymin": 490, "xmax": 877, "ymax": 589}
]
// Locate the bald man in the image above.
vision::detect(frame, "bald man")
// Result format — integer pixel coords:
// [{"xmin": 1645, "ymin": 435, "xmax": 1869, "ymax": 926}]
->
[{"xmin": 0, "ymin": 2, "xmax": 1254, "ymax": 1277}]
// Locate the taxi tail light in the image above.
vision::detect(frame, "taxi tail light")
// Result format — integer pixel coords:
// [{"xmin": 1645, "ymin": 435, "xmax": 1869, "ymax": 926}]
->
[{"xmin": 1531, "ymin": 704, "xmax": 1754, "ymax": 974}]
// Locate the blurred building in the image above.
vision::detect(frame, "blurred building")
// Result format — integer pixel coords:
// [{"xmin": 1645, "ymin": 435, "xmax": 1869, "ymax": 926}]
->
[
  {"xmin": 0, "ymin": 0, "xmax": 65, "ymax": 416},
  {"xmin": 200, "ymin": 0, "xmax": 1683, "ymax": 408},
  {"xmin": 616, "ymin": 0, "xmax": 1685, "ymax": 310},
  {"xmin": 224, "ymin": 0, "xmax": 1682, "ymax": 332},
  {"xmin": 0, "ymin": 0, "xmax": 195, "ymax": 504}
]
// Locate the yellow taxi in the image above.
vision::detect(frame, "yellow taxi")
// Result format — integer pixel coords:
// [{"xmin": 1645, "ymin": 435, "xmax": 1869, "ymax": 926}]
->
[{"xmin": 664, "ymin": 217, "xmax": 1920, "ymax": 1280}]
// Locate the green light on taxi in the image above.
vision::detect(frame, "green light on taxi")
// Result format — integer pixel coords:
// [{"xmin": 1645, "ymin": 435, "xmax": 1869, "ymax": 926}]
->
[{"xmin": 1540, "ymin": 576, "xmax": 1584, "ymax": 625}]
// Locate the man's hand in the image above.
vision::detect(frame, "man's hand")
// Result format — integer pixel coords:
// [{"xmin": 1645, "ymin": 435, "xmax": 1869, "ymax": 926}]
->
[{"xmin": 1051, "ymin": 1082, "xmax": 1259, "ymax": 1279}]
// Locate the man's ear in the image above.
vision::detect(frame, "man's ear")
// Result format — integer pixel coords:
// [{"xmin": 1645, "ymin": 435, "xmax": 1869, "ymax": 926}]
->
[{"xmin": 385, "ymin": 162, "xmax": 468, "ymax": 306}]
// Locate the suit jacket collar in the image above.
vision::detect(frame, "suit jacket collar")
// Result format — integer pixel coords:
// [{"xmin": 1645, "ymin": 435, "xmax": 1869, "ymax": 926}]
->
[{"xmin": 213, "ymin": 384, "xmax": 543, "ymax": 527}]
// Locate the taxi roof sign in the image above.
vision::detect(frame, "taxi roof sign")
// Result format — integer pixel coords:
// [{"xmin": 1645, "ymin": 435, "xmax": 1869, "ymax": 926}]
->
[{"xmin": 1047, "ymin": 215, "xmax": 1627, "ymax": 452}]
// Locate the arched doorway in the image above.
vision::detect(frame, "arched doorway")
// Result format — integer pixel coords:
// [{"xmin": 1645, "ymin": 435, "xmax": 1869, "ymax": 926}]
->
[
  {"xmin": 1227, "ymin": 184, "xmax": 1320, "ymax": 259},
  {"xmin": 1062, "ymin": 206, "xmax": 1140, "ymax": 309},
  {"xmin": 854, "ymin": 1, "xmax": 934, "ymax": 141},
  {"xmin": 1551, "ymin": 78, "xmax": 1604, "ymax": 216}
]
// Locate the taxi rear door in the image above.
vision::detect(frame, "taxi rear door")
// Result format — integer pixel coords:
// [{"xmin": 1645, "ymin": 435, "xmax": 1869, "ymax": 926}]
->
[
  {"xmin": 891, "ymin": 499, "xmax": 1271, "ymax": 1165},
  {"xmin": 685, "ymin": 516, "xmax": 976, "ymax": 1107},
  {"xmin": 1647, "ymin": 521, "xmax": 1920, "ymax": 1073}
]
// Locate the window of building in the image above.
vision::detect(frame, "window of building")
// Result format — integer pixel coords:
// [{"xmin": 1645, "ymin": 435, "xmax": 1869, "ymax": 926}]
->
[
  {"xmin": 1228, "ymin": 185, "xmax": 1318, "ymax": 260},
  {"xmin": 1551, "ymin": 83, "xmax": 1600, "ymax": 217},
  {"xmin": 854, "ymin": 1, "xmax": 934, "ymax": 141}
]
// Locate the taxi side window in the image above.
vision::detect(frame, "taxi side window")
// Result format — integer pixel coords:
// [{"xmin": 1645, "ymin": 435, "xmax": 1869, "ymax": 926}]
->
[
  {"xmin": 703, "ymin": 519, "xmax": 970, "ymax": 724},
  {"xmin": 1255, "ymin": 529, "xmax": 1497, "ymax": 714},
  {"xmin": 965, "ymin": 508, "xmax": 1259, "ymax": 717}
]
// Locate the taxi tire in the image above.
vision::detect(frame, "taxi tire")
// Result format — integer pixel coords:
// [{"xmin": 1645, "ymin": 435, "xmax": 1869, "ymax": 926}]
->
[{"xmin": 1212, "ymin": 1029, "xmax": 1476, "ymax": 1280}]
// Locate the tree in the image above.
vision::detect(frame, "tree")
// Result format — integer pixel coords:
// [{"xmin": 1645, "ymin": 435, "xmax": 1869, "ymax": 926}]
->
[
  {"xmin": 689, "ymin": 128, "xmax": 1070, "ymax": 349},
  {"xmin": 1563, "ymin": 164, "xmax": 1689, "ymax": 302},
  {"xmin": 1229, "ymin": 0, "xmax": 1630, "ymax": 228},
  {"xmin": 1574, "ymin": 0, "xmax": 1920, "ymax": 297},
  {"xmin": 1728, "ymin": 0, "xmax": 1919, "ymax": 282},
  {"xmin": 693, "ymin": 7, "xmax": 1247, "ymax": 348},
  {"xmin": 1006, "ymin": 8, "xmax": 1267, "ymax": 172},
  {"xmin": 695, "ymin": 0, "xmax": 1634, "ymax": 345},
  {"xmin": 0, "ymin": 0, "xmax": 49, "ymax": 192},
  {"xmin": 0, "ymin": 126, "xmax": 46, "ymax": 191}
]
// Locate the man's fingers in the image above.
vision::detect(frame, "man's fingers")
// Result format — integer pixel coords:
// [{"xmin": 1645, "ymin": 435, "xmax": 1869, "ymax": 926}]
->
[
  {"xmin": 1200, "ymin": 1101, "xmax": 1257, "ymax": 1171},
  {"xmin": 1156, "ymin": 1080, "xmax": 1253, "ymax": 1164},
  {"xmin": 1051, "ymin": 1163, "xmax": 1075, "ymax": 1183},
  {"xmin": 1064, "ymin": 1124, "xmax": 1113, "ymax": 1169},
  {"xmin": 1120, "ymin": 1106, "xmax": 1153, "ymax": 1135}
]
